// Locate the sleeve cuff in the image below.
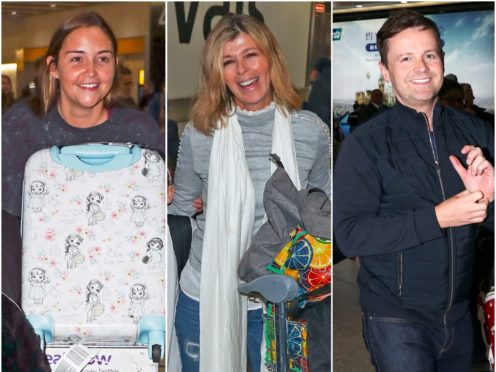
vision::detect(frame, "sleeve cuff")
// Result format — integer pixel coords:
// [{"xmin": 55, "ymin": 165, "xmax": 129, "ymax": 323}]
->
[
  {"xmin": 413, "ymin": 208, "xmax": 444, "ymax": 243},
  {"xmin": 484, "ymin": 201, "xmax": 494, "ymax": 230}
]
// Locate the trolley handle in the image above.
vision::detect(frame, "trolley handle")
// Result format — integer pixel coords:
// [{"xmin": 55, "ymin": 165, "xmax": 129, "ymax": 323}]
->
[
  {"xmin": 238, "ymin": 274, "xmax": 299, "ymax": 304},
  {"xmin": 59, "ymin": 143, "xmax": 133, "ymax": 156}
]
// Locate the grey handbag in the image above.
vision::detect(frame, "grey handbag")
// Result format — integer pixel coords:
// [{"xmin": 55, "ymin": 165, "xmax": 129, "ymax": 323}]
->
[{"xmin": 237, "ymin": 154, "xmax": 331, "ymax": 283}]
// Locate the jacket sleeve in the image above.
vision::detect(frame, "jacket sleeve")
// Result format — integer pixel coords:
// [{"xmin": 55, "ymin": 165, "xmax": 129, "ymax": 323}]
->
[
  {"xmin": 168, "ymin": 124, "xmax": 202, "ymax": 217},
  {"xmin": 333, "ymin": 134, "xmax": 443, "ymax": 257},
  {"xmin": 483, "ymin": 122, "xmax": 494, "ymax": 229},
  {"xmin": 307, "ymin": 121, "xmax": 332, "ymax": 199}
]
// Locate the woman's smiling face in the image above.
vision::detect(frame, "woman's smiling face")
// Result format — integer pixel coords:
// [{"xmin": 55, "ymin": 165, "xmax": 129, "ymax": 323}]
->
[
  {"xmin": 222, "ymin": 33, "xmax": 272, "ymax": 111},
  {"xmin": 50, "ymin": 26, "xmax": 115, "ymax": 113}
]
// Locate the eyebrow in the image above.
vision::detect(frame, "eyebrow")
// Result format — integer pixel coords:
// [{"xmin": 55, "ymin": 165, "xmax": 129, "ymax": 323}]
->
[
  {"xmin": 223, "ymin": 47, "xmax": 259, "ymax": 59},
  {"xmin": 65, "ymin": 49, "xmax": 114, "ymax": 55},
  {"xmin": 397, "ymin": 48, "xmax": 439, "ymax": 56}
]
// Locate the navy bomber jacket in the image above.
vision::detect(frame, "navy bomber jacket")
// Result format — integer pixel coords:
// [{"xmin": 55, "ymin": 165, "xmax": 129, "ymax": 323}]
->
[{"xmin": 334, "ymin": 100, "xmax": 494, "ymax": 326}]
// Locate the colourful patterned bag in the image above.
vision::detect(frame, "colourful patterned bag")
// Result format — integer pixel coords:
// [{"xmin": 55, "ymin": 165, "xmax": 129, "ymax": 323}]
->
[
  {"xmin": 264, "ymin": 303, "xmax": 309, "ymax": 372},
  {"xmin": 267, "ymin": 226, "xmax": 331, "ymax": 304},
  {"xmin": 263, "ymin": 227, "xmax": 331, "ymax": 371}
]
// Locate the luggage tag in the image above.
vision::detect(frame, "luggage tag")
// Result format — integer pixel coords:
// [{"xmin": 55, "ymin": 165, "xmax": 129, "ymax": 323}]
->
[{"xmin": 53, "ymin": 344, "xmax": 93, "ymax": 372}]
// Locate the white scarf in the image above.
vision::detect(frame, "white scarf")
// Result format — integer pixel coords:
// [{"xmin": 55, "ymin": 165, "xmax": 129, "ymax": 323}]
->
[{"xmin": 199, "ymin": 105, "xmax": 300, "ymax": 371}]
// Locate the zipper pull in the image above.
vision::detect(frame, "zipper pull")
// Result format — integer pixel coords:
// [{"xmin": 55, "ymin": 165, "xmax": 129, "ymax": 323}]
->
[{"xmin": 435, "ymin": 160, "xmax": 441, "ymax": 172}]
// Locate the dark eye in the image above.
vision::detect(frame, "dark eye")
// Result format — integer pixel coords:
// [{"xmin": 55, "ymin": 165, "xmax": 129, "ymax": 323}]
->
[
  {"xmin": 223, "ymin": 59, "xmax": 234, "ymax": 67},
  {"xmin": 425, "ymin": 53, "xmax": 438, "ymax": 61},
  {"xmin": 400, "ymin": 56, "xmax": 411, "ymax": 63},
  {"xmin": 98, "ymin": 55, "xmax": 111, "ymax": 63},
  {"xmin": 246, "ymin": 52, "xmax": 258, "ymax": 58},
  {"xmin": 70, "ymin": 56, "xmax": 82, "ymax": 62}
]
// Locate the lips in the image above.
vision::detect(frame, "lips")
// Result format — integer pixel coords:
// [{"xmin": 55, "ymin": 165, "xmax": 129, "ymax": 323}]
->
[{"xmin": 238, "ymin": 77, "xmax": 258, "ymax": 87}]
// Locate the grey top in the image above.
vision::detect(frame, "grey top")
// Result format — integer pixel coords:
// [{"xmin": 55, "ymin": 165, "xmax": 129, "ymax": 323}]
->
[{"xmin": 169, "ymin": 104, "xmax": 331, "ymax": 299}]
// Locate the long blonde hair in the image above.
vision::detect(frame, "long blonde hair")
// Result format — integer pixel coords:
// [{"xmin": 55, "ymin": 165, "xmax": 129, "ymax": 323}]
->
[{"xmin": 190, "ymin": 13, "xmax": 301, "ymax": 135}]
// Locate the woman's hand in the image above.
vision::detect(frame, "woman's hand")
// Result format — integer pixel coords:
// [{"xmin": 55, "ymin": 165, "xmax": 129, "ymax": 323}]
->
[{"xmin": 193, "ymin": 197, "xmax": 203, "ymax": 214}]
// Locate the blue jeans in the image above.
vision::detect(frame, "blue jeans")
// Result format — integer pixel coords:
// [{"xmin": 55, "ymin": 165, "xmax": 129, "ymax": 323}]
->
[
  {"xmin": 175, "ymin": 289, "xmax": 263, "ymax": 372},
  {"xmin": 362, "ymin": 311, "xmax": 473, "ymax": 372}
]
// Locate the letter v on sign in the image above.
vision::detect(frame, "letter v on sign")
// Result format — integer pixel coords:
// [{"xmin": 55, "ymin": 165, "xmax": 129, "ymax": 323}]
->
[{"xmin": 175, "ymin": 2, "xmax": 199, "ymax": 43}]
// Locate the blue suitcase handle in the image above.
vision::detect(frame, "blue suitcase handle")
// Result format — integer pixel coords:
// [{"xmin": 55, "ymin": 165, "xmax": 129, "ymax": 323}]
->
[{"xmin": 50, "ymin": 144, "xmax": 142, "ymax": 172}]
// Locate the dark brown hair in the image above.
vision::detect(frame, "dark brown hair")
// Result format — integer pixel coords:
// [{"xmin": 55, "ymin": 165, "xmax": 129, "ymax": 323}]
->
[
  {"xmin": 41, "ymin": 11, "xmax": 118, "ymax": 114},
  {"xmin": 377, "ymin": 9, "xmax": 444, "ymax": 67}
]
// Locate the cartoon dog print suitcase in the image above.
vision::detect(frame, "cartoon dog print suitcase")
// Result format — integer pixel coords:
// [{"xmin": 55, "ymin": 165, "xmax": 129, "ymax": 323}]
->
[{"xmin": 21, "ymin": 143, "xmax": 166, "ymax": 363}]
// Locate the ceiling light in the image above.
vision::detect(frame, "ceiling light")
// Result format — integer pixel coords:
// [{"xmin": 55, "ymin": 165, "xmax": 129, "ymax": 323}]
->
[
  {"xmin": 11, "ymin": 11, "xmax": 17, "ymax": 15},
  {"xmin": 356, "ymin": 5, "xmax": 363, "ymax": 8},
  {"xmin": 1, "ymin": 63, "xmax": 18, "ymax": 74},
  {"xmin": 50, "ymin": 4, "xmax": 56, "ymax": 8}
]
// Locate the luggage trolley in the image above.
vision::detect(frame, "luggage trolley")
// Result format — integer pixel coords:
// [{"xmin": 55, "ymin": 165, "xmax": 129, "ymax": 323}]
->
[
  {"xmin": 238, "ymin": 154, "xmax": 331, "ymax": 371},
  {"xmin": 239, "ymin": 275, "xmax": 301, "ymax": 372}
]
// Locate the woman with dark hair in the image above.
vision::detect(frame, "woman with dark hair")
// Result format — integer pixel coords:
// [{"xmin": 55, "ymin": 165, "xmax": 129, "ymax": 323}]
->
[
  {"xmin": 169, "ymin": 13, "xmax": 331, "ymax": 372},
  {"xmin": 2, "ymin": 74, "xmax": 16, "ymax": 114},
  {"xmin": 2, "ymin": 11, "xmax": 163, "ymax": 305}
]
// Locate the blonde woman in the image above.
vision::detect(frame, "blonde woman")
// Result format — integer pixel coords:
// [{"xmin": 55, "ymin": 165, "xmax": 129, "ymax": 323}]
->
[{"xmin": 169, "ymin": 13, "xmax": 331, "ymax": 372}]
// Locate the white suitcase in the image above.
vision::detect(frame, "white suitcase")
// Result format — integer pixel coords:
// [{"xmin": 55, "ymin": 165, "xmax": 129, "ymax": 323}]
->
[{"xmin": 21, "ymin": 143, "xmax": 166, "ymax": 363}]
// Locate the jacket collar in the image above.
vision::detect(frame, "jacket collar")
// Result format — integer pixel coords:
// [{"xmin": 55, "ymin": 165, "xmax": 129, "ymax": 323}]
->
[{"xmin": 390, "ymin": 99, "xmax": 444, "ymax": 132}]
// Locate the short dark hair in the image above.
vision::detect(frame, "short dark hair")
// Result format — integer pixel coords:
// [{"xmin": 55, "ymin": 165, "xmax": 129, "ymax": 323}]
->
[{"xmin": 377, "ymin": 9, "xmax": 444, "ymax": 67}]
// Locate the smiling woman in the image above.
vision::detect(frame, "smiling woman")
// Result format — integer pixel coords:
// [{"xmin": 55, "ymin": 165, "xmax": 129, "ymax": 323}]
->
[
  {"xmin": 169, "ymin": 12, "xmax": 331, "ymax": 372},
  {"xmin": 2, "ymin": 11, "xmax": 164, "ymax": 306},
  {"xmin": 189, "ymin": 13, "xmax": 302, "ymax": 135},
  {"xmin": 46, "ymin": 26, "xmax": 116, "ymax": 127},
  {"xmin": 221, "ymin": 33, "xmax": 272, "ymax": 111},
  {"xmin": 40, "ymin": 12, "xmax": 118, "ymax": 126}
]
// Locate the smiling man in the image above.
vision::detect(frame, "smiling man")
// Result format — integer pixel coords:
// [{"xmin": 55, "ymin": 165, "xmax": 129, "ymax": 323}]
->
[{"xmin": 334, "ymin": 10, "xmax": 494, "ymax": 372}]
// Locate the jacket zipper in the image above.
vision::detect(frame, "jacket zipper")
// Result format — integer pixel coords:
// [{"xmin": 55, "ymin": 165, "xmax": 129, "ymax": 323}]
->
[
  {"xmin": 398, "ymin": 252, "xmax": 403, "ymax": 295},
  {"xmin": 422, "ymin": 113, "xmax": 455, "ymax": 325}
]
